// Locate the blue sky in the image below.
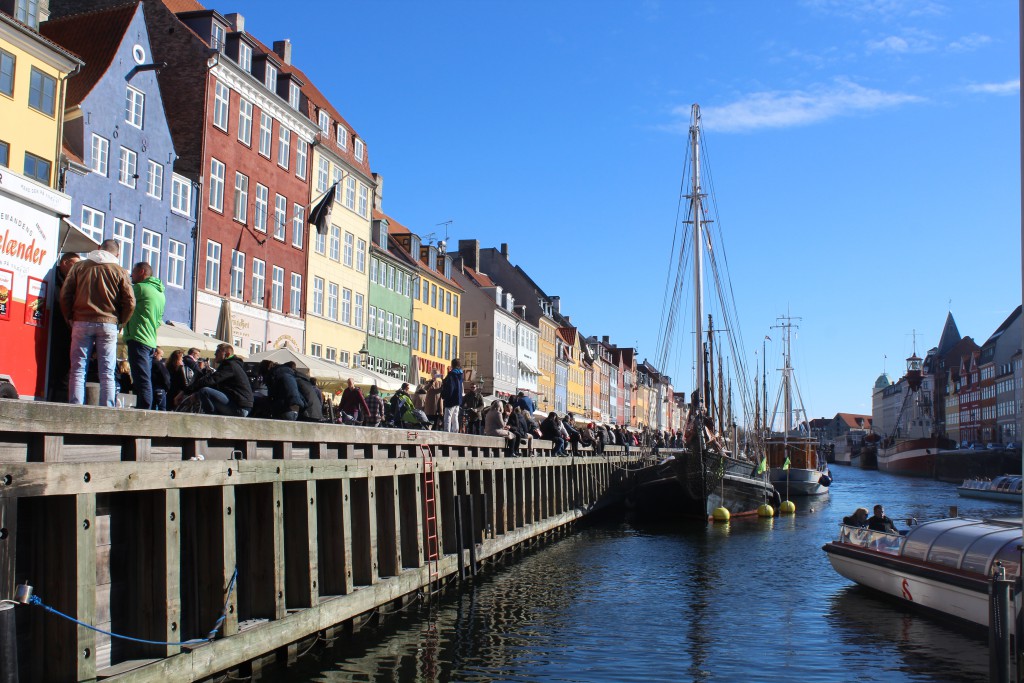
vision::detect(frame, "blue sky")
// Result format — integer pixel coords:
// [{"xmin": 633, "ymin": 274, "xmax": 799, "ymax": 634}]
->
[{"xmin": 230, "ymin": 0, "xmax": 1019, "ymax": 420}]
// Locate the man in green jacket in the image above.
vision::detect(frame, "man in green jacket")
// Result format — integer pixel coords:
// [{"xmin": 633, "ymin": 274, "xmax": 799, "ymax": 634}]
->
[{"xmin": 125, "ymin": 262, "xmax": 166, "ymax": 409}]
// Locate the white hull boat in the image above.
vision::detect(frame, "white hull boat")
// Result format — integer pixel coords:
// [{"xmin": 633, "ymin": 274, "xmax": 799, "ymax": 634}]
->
[{"xmin": 823, "ymin": 518, "xmax": 1021, "ymax": 628}]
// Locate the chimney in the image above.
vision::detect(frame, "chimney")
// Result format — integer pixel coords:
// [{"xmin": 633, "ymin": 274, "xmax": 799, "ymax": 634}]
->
[
  {"xmin": 273, "ymin": 39, "xmax": 292, "ymax": 65},
  {"xmin": 372, "ymin": 172, "xmax": 383, "ymax": 210},
  {"xmin": 551, "ymin": 296, "xmax": 560, "ymax": 314},
  {"xmin": 225, "ymin": 12, "xmax": 244, "ymax": 32},
  {"xmin": 602, "ymin": 335, "xmax": 610, "ymax": 344},
  {"xmin": 458, "ymin": 239, "xmax": 480, "ymax": 271},
  {"xmin": 500, "ymin": 243, "xmax": 509, "ymax": 259}
]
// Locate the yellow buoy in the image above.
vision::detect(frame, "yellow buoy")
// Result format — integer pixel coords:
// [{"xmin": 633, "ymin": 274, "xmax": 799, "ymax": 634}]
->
[
  {"xmin": 712, "ymin": 507, "xmax": 730, "ymax": 522},
  {"xmin": 780, "ymin": 500, "xmax": 797, "ymax": 515},
  {"xmin": 758, "ymin": 503, "xmax": 775, "ymax": 518}
]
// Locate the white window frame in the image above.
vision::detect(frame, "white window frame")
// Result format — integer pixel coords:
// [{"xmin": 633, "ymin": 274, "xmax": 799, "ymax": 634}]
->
[
  {"xmin": 209, "ymin": 158, "xmax": 225, "ymax": 211},
  {"xmin": 274, "ymin": 194, "xmax": 287, "ymax": 240},
  {"xmin": 358, "ymin": 183, "xmax": 369, "ymax": 217},
  {"xmin": 213, "ymin": 81, "xmax": 230, "ymax": 131},
  {"xmin": 251, "ymin": 258, "xmax": 265, "ymax": 306},
  {"xmin": 125, "ymin": 86, "xmax": 144, "ymax": 128},
  {"xmin": 80, "ymin": 206, "xmax": 104, "ymax": 243},
  {"xmin": 354, "ymin": 292, "xmax": 363, "ymax": 329},
  {"xmin": 146, "ymin": 159, "xmax": 163, "ymax": 199},
  {"xmin": 354, "ymin": 137, "xmax": 364, "ymax": 162},
  {"xmin": 254, "ymin": 183, "xmax": 268, "ymax": 232},
  {"xmin": 378, "ymin": 309, "xmax": 386, "ymax": 338},
  {"xmin": 289, "ymin": 273, "xmax": 301, "ymax": 315},
  {"xmin": 271, "ymin": 266, "xmax": 284, "ymax": 312},
  {"xmin": 312, "ymin": 277, "xmax": 324, "ymax": 316},
  {"xmin": 318, "ymin": 110, "xmax": 330, "ymax": 136},
  {"xmin": 90, "ymin": 134, "xmax": 108, "ymax": 176},
  {"xmin": 141, "ymin": 228, "xmax": 161, "ymax": 277},
  {"xmin": 259, "ymin": 112, "xmax": 272, "ymax": 157},
  {"xmin": 277, "ymin": 126, "xmax": 290, "ymax": 169},
  {"xmin": 314, "ymin": 229, "xmax": 326, "ymax": 255},
  {"xmin": 341, "ymin": 288, "xmax": 351, "ymax": 325},
  {"xmin": 368, "ymin": 305, "xmax": 377, "ymax": 335},
  {"xmin": 295, "ymin": 139, "xmax": 308, "ymax": 180},
  {"xmin": 336, "ymin": 124, "xmax": 347, "ymax": 149},
  {"xmin": 229, "ymin": 249, "xmax": 245, "ymax": 300},
  {"xmin": 171, "ymin": 174, "xmax": 191, "ymax": 216},
  {"xmin": 327, "ymin": 282, "xmax": 338, "ymax": 321},
  {"xmin": 329, "ymin": 226, "xmax": 340, "ymax": 261},
  {"xmin": 167, "ymin": 239, "xmax": 186, "ymax": 288},
  {"xmin": 118, "ymin": 147, "xmax": 137, "ymax": 188},
  {"xmin": 343, "ymin": 232, "xmax": 353, "ymax": 267},
  {"xmin": 265, "ymin": 63, "xmax": 277, "ymax": 92},
  {"xmin": 237, "ymin": 98, "xmax": 253, "ymax": 145},
  {"xmin": 289, "ymin": 82, "xmax": 300, "ymax": 110},
  {"xmin": 204, "ymin": 240, "xmax": 221, "ymax": 292},
  {"xmin": 344, "ymin": 177, "xmax": 356, "ymax": 210},
  {"xmin": 310, "ymin": 343, "xmax": 322, "ymax": 358},
  {"xmin": 356, "ymin": 239, "xmax": 366, "ymax": 273},
  {"xmin": 292, "ymin": 204, "xmax": 304, "ymax": 249},
  {"xmin": 233, "ymin": 172, "xmax": 248, "ymax": 223},
  {"xmin": 317, "ymin": 158, "xmax": 329, "ymax": 194},
  {"xmin": 113, "ymin": 219, "xmax": 134, "ymax": 270},
  {"xmin": 238, "ymin": 42, "xmax": 252, "ymax": 72}
]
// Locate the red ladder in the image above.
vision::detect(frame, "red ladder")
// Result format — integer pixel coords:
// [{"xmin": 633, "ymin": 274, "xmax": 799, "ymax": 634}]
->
[{"xmin": 420, "ymin": 443, "xmax": 440, "ymax": 596}]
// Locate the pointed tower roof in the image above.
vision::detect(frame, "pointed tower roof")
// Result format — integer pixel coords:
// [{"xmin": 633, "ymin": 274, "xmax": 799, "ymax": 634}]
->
[{"xmin": 936, "ymin": 312, "xmax": 961, "ymax": 357}]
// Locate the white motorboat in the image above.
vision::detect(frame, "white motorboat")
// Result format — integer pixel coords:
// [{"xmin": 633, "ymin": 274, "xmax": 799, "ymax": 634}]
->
[{"xmin": 823, "ymin": 517, "xmax": 1021, "ymax": 627}]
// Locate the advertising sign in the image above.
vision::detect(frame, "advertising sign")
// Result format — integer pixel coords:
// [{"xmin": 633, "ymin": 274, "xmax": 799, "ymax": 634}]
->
[{"xmin": 0, "ymin": 169, "xmax": 70, "ymax": 399}]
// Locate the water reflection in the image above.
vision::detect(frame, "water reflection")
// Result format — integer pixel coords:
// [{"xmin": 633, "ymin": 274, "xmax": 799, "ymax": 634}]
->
[{"xmin": 289, "ymin": 468, "xmax": 1008, "ymax": 682}]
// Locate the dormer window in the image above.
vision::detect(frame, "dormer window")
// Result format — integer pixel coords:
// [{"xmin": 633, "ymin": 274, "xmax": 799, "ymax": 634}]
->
[
  {"xmin": 427, "ymin": 246, "xmax": 437, "ymax": 272},
  {"xmin": 238, "ymin": 42, "xmax": 252, "ymax": 73},
  {"xmin": 289, "ymin": 82, "xmax": 300, "ymax": 110},
  {"xmin": 318, "ymin": 110, "xmax": 330, "ymax": 136},
  {"xmin": 354, "ymin": 138, "xmax": 365, "ymax": 162},
  {"xmin": 376, "ymin": 219, "xmax": 388, "ymax": 249},
  {"xmin": 336, "ymin": 124, "xmax": 347, "ymax": 149},
  {"xmin": 444, "ymin": 257, "xmax": 452, "ymax": 280},
  {"xmin": 265, "ymin": 63, "xmax": 277, "ymax": 91},
  {"xmin": 410, "ymin": 235, "xmax": 421, "ymax": 260},
  {"xmin": 211, "ymin": 23, "xmax": 226, "ymax": 51}
]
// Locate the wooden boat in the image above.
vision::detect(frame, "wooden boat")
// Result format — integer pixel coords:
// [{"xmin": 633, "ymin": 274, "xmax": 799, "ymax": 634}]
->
[
  {"xmin": 624, "ymin": 104, "xmax": 777, "ymax": 522},
  {"xmin": 764, "ymin": 315, "xmax": 831, "ymax": 496},
  {"xmin": 957, "ymin": 475, "xmax": 1023, "ymax": 503},
  {"xmin": 822, "ymin": 517, "xmax": 1022, "ymax": 627}
]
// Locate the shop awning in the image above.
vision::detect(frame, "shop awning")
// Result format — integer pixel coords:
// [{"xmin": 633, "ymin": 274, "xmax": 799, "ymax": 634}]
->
[
  {"xmin": 518, "ymin": 360, "xmax": 539, "ymax": 375},
  {"xmin": 58, "ymin": 218, "xmax": 100, "ymax": 254}
]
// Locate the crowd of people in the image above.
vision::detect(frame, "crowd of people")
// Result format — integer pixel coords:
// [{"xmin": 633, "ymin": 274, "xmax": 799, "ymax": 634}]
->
[{"xmin": 51, "ymin": 241, "xmax": 680, "ymax": 456}]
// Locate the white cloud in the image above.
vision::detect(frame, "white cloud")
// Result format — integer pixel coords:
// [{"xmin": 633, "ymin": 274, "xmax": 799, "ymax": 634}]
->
[
  {"xmin": 965, "ymin": 80, "xmax": 1020, "ymax": 95},
  {"xmin": 948, "ymin": 33, "xmax": 992, "ymax": 52},
  {"xmin": 866, "ymin": 28, "xmax": 937, "ymax": 53},
  {"xmin": 671, "ymin": 80, "xmax": 923, "ymax": 133},
  {"xmin": 803, "ymin": 0, "xmax": 946, "ymax": 22}
]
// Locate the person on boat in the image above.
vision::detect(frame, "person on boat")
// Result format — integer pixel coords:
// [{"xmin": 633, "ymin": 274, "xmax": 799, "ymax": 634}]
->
[
  {"xmin": 843, "ymin": 508, "xmax": 869, "ymax": 528},
  {"xmin": 867, "ymin": 505, "xmax": 896, "ymax": 533}
]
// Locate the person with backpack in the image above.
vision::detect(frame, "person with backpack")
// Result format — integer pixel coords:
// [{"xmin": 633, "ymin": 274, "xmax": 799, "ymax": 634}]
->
[{"xmin": 440, "ymin": 359, "xmax": 464, "ymax": 433}]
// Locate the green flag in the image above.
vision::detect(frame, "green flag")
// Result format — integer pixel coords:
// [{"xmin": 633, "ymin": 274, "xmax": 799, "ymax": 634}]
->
[
  {"xmin": 783, "ymin": 455, "xmax": 791, "ymax": 470},
  {"xmin": 756, "ymin": 457, "xmax": 767, "ymax": 475}
]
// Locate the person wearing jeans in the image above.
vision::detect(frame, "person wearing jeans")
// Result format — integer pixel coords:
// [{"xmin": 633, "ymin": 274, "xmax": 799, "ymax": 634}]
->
[
  {"xmin": 124, "ymin": 262, "xmax": 165, "ymax": 409},
  {"xmin": 185, "ymin": 344, "xmax": 254, "ymax": 417},
  {"xmin": 197, "ymin": 386, "xmax": 249, "ymax": 417},
  {"xmin": 59, "ymin": 240, "xmax": 135, "ymax": 407},
  {"xmin": 68, "ymin": 322, "xmax": 119, "ymax": 406}
]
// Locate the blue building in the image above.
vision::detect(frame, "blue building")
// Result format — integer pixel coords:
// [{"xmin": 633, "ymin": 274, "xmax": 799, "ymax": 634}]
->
[{"xmin": 43, "ymin": 2, "xmax": 196, "ymax": 325}]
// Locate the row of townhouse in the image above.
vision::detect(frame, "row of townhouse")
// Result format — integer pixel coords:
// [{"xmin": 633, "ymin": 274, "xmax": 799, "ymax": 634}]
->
[
  {"xmin": 871, "ymin": 308, "xmax": 1022, "ymax": 447},
  {"xmin": 0, "ymin": 0, "xmax": 683, "ymax": 429}
]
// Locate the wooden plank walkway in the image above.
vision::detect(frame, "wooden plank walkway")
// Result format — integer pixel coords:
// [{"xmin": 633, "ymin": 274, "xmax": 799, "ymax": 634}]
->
[{"xmin": 0, "ymin": 400, "xmax": 628, "ymax": 682}]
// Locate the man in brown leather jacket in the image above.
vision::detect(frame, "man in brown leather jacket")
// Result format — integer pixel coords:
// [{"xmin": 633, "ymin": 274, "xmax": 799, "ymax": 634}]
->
[{"xmin": 60, "ymin": 239, "xmax": 135, "ymax": 407}]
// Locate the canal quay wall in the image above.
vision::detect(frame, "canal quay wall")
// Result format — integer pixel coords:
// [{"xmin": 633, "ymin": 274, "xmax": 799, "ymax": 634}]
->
[{"xmin": 0, "ymin": 400, "xmax": 632, "ymax": 682}]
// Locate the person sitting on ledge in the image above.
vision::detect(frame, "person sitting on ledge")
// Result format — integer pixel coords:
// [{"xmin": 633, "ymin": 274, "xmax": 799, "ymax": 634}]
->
[
  {"xmin": 184, "ymin": 343, "xmax": 253, "ymax": 417},
  {"xmin": 843, "ymin": 507, "xmax": 869, "ymax": 528}
]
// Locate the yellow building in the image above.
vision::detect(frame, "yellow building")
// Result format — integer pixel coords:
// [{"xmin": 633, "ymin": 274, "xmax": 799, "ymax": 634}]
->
[
  {"xmin": 537, "ymin": 316, "xmax": 557, "ymax": 412},
  {"xmin": 558, "ymin": 327, "xmax": 586, "ymax": 419},
  {"xmin": 0, "ymin": 10, "xmax": 80, "ymax": 187},
  {"xmin": 385, "ymin": 217, "xmax": 462, "ymax": 383},
  {"xmin": 302, "ymin": 89, "xmax": 373, "ymax": 365}
]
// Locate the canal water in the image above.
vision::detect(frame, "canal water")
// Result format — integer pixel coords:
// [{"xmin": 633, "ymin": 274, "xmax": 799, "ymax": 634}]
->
[{"xmin": 291, "ymin": 466, "xmax": 1020, "ymax": 682}]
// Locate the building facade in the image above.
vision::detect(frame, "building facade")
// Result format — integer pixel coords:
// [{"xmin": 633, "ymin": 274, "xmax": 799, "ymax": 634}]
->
[
  {"xmin": 364, "ymin": 215, "xmax": 414, "ymax": 379},
  {"xmin": 44, "ymin": 2, "xmax": 195, "ymax": 324}
]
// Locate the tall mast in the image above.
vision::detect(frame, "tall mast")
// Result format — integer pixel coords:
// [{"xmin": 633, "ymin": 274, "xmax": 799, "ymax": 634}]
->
[{"xmin": 690, "ymin": 104, "xmax": 704, "ymax": 406}]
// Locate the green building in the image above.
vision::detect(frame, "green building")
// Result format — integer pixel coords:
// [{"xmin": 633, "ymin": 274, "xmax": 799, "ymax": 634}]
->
[{"xmin": 366, "ymin": 214, "xmax": 416, "ymax": 380}]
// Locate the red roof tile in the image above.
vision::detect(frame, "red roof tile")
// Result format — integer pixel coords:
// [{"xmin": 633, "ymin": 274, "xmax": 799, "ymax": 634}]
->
[{"xmin": 463, "ymin": 266, "xmax": 495, "ymax": 288}]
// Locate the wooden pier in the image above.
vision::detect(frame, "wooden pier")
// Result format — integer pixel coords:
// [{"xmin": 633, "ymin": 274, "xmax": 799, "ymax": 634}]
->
[{"xmin": 0, "ymin": 400, "xmax": 629, "ymax": 682}]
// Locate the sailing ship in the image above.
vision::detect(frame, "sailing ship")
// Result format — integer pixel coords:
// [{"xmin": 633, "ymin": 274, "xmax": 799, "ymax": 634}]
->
[
  {"xmin": 764, "ymin": 316, "xmax": 831, "ymax": 496},
  {"xmin": 624, "ymin": 104, "xmax": 777, "ymax": 522},
  {"xmin": 876, "ymin": 346, "xmax": 955, "ymax": 477}
]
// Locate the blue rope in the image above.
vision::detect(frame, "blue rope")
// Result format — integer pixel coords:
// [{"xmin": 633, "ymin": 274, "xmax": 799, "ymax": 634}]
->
[{"xmin": 26, "ymin": 567, "xmax": 238, "ymax": 648}]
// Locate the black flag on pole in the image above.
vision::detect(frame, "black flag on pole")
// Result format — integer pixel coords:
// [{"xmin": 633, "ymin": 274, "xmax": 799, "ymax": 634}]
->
[{"xmin": 308, "ymin": 183, "xmax": 337, "ymax": 236}]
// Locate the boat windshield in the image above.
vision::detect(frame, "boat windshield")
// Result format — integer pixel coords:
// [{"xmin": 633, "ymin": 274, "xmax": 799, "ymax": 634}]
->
[{"xmin": 838, "ymin": 524, "xmax": 904, "ymax": 556}]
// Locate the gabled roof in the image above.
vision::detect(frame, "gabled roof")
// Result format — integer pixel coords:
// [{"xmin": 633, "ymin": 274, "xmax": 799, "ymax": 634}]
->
[
  {"xmin": 41, "ymin": 5, "xmax": 134, "ymax": 107},
  {"xmin": 163, "ymin": 0, "xmax": 205, "ymax": 12},
  {"xmin": 557, "ymin": 327, "xmax": 577, "ymax": 346},
  {"xmin": 375, "ymin": 210, "xmax": 462, "ymax": 291},
  {"xmin": 936, "ymin": 312, "xmax": 961, "ymax": 357},
  {"xmin": 462, "ymin": 266, "xmax": 495, "ymax": 288},
  {"xmin": 835, "ymin": 412, "xmax": 871, "ymax": 429}
]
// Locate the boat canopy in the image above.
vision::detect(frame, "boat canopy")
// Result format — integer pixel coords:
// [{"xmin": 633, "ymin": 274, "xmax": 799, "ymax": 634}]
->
[{"xmin": 900, "ymin": 518, "xmax": 1021, "ymax": 578}]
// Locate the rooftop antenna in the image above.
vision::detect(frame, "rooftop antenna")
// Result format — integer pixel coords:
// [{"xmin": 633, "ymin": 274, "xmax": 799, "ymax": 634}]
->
[{"xmin": 435, "ymin": 220, "xmax": 452, "ymax": 255}]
